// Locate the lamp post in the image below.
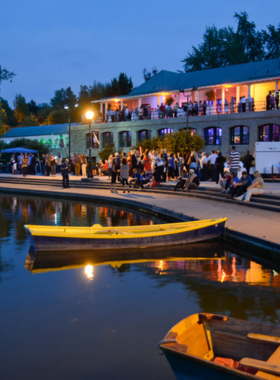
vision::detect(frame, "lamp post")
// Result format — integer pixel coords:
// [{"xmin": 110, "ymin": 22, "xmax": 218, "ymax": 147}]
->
[
  {"xmin": 179, "ymin": 87, "xmax": 197, "ymax": 130},
  {"xmin": 85, "ymin": 111, "xmax": 94, "ymax": 178},
  {"xmin": 64, "ymin": 103, "xmax": 78, "ymax": 159}
]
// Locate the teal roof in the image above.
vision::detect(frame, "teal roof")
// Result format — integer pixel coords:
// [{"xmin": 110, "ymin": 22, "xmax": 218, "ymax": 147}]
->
[
  {"xmin": 96, "ymin": 57, "xmax": 280, "ymax": 101},
  {"xmin": 1, "ymin": 123, "xmax": 80, "ymax": 138}
]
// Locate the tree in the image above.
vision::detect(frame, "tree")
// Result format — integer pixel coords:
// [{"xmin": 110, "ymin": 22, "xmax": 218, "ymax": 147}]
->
[
  {"xmin": 181, "ymin": 12, "xmax": 267, "ymax": 72},
  {"xmin": 0, "ymin": 97, "xmax": 17, "ymax": 128},
  {"xmin": 13, "ymin": 94, "xmax": 30, "ymax": 124},
  {"xmin": 263, "ymin": 24, "xmax": 280, "ymax": 59},
  {"xmin": 143, "ymin": 67, "xmax": 158, "ymax": 81},
  {"xmin": 0, "ymin": 138, "xmax": 49, "ymax": 156},
  {"xmin": 134, "ymin": 130, "xmax": 204, "ymax": 155},
  {"xmin": 0, "ymin": 65, "xmax": 16, "ymax": 85},
  {"xmin": 50, "ymin": 87, "xmax": 77, "ymax": 109},
  {"xmin": 28, "ymin": 99, "xmax": 39, "ymax": 115},
  {"xmin": 45, "ymin": 110, "xmax": 68, "ymax": 125},
  {"xmin": 98, "ymin": 143, "xmax": 116, "ymax": 162}
]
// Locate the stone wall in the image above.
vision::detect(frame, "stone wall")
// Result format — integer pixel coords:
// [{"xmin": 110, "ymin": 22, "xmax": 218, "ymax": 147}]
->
[{"xmin": 70, "ymin": 110, "xmax": 280, "ymax": 159}]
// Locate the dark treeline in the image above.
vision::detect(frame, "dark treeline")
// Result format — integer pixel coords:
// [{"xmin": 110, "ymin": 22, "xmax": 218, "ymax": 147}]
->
[
  {"xmin": 182, "ymin": 12, "xmax": 280, "ymax": 71},
  {"xmin": 0, "ymin": 73, "xmax": 133, "ymax": 135}
]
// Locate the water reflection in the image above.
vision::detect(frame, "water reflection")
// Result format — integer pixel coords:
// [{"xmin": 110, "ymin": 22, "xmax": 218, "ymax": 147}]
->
[{"xmin": 1, "ymin": 195, "xmax": 280, "ymax": 380}]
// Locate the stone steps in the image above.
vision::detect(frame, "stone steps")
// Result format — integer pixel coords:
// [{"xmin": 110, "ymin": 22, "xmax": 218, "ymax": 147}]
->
[{"xmin": 1, "ymin": 176, "xmax": 280, "ymax": 213}]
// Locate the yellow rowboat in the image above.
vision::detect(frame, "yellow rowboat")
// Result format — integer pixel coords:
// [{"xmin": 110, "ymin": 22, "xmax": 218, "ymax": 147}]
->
[
  {"xmin": 159, "ymin": 313, "xmax": 280, "ymax": 379},
  {"xmin": 24, "ymin": 218, "xmax": 227, "ymax": 252}
]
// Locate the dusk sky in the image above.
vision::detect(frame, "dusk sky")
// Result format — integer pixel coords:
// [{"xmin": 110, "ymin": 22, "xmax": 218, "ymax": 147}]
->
[{"xmin": 1, "ymin": 0, "xmax": 280, "ymax": 108}]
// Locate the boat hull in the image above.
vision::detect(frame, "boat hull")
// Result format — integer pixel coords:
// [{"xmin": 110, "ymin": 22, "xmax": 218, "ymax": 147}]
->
[{"xmin": 26, "ymin": 221, "xmax": 226, "ymax": 252}]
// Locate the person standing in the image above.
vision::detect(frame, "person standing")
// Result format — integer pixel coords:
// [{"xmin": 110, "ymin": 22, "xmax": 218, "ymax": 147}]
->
[
  {"xmin": 276, "ymin": 92, "xmax": 279, "ymax": 110},
  {"xmin": 31, "ymin": 154, "xmax": 37, "ymax": 175},
  {"xmin": 228, "ymin": 146, "xmax": 240, "ymax": 175},
  {"xmin": 143, "ymin": 149, "xmax": 152, "ymax": 173},
  {"xmin": 45, "ymin": 154, "xmax": 51, "ymax": 176},
  {"xmin": 111, "ymin": 157, "xmax": 119, "ymax": 193},
  {"xmin": 244, "ymin": 151, "xmax": 254, "ymax": 175},
  {"xmin": 120, "ymin": 158, "xmax": 130, "ymax": 193},
  {"xmin": 81, "ymin": 154, "xmax": 87, "ymax": 177},
  {"xmin": 215, "ymin": 152, "xmax": 226, "ymax": 184},
  {"xmin": 57, "ymin": 153, "xmax": 62, "ymax": 173},
  {"xmin": 230, "ymin": 97, "xmax": 235, "ymax": 113},
  {"xmin": 60, "ymin": 159, "xmax": 70, "ymax": 188},
  {"xmin": 207, "ymin": 150, "xmax": 218, "ymax": 181},
  {"xmin": 18, "ymin": 152, "xmax": 24, "ymax": 174},
  {"xmin": 203, "ymin": 100, "xmax": 207, "ymax": 115},
  {"xmin": 41, "ymin": 154, "xmax": 46, "ymax": 175},
  {"xmin": 240, "ymin": 96, "xmax": 246, "ymax": 112},
  {"xmin": 266, "ymin": 92, "xmax": 271, "ymax": 110},
  {"xmin": 74, "ymin": 154, "xmax": 81, "ymax": 176},
  {"xmin": 50, "ymin": 155, "xmax": 56, "ymax": 177},
  {"xmin": 22, "ymin": 154, "xmax": 29, "ymax": 177},
  {"xmin": 131, "ymin": 150, "xmax": 137, "ymax": 171}
]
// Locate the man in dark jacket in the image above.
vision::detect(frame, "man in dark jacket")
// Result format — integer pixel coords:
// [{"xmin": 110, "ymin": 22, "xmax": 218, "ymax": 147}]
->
[
  {"xmin": 60, "ymin": 159, "xmax": 70, "ymax": 188},
  {"xmin": 31, "ymin": 154, "xmax": 37, "ymax": 175},
  {"xmin": 230, "ymin": 171, "xmax": 252, "ymax": 198}
]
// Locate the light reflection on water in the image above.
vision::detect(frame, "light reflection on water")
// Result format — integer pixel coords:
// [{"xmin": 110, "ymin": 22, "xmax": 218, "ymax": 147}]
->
[{"xmin": 0, "ymin": 195, "xmax": 280, "ymax": 380}]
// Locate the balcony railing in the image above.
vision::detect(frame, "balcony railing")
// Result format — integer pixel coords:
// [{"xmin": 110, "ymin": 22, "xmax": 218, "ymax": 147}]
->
[{"xmin": 96, "ymin": 100, "xmax": 279, "ymax": 124}]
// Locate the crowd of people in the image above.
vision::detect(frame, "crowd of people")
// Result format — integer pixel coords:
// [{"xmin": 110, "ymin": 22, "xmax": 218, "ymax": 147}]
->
[
  {"xmin": 99, "ymin": 92, "xmax": 277, "ymax": 124},
  {"xmin": 5, "ymin": 147, "xmax": 264, "ymax": 201},
  {"xmin": 101, "ymin": 146, "xmax": 263, "ymax": 201}
]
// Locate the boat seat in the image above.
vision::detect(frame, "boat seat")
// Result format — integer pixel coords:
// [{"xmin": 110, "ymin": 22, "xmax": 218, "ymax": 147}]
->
[{"xmin": 240, "ymin": 346, "xmax": 280, "ymax": 379}]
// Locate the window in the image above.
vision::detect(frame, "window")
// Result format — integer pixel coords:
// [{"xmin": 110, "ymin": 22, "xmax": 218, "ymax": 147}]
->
[
  {"xmin": 65, "ymin": 137, "xmax": 69, "ymax": 147},
  {"xmin": 59, "ymin": 134, "xmax": 64, "ymax": 147},
  {"xmin": 230, "ymin": 126, "xmax": 249, "ymax": 145},
  {"xmin": 47, "ymin": 138, "xmax": 52, "ymax": 148},
  {"xmin": 54, "ymin": 138, "xmax": 59, "ymax": 148},
  {"xmin": 158, "ymin": 128, "xmax": 173, "ymax": 137},
  {"xmin": 137, "ymin": 130, "xmax": 151, "ymax": 142},
  {"xmin": 40, "ymin": 138, "xmax": 45, "ymax": 145},
  {"xmin": 86, "ymin": 131, "xmax": 100, "ymax": 149},
  {"xmin": 181, "ymin": 128, "xmax": 196, "ymax": 136},
  {"xmin": 259, "ymin": 124, "xmax": 280, "ymax": 142},
  {"xmin": 119, "ymin": 131, "xmax": 132, "ymax": 147},
  {"xmin": 204, "ymin": 127, "xmax": 222, "ymax": 145},
  {"xmin": 102, "ymin": 132, "xmax": 114, "ymax": 147}
]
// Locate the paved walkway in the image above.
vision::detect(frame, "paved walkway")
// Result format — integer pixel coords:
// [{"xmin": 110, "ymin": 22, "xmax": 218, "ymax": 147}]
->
[{"xmin": 0, "ymin": 179, "xmax": 280, "ymax": 246}]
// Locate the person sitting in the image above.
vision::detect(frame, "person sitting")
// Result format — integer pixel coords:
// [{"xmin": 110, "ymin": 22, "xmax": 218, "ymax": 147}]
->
[
  {"xmin": 226, "ymin": 172, "xmax": 240, "ymax": 194},
  {"xmin": 183, "ymin": 169, "xmax": 200, "ymax": 192},
  {"xmin": 97, "ymin": 160, "xmax": 106, "ymax": 176},
  {"xmin": 173, "ymin": 170, "xmax": 188, "ymax": 191},
  {"xmin": 219, "ymin": 172, "xmax": 232, "ymax": 193},
  {"xmin": 142, "ymin": 165, "xmax": 162, "ymax": 189},
  {"xmin": 140, "ymin": 170, "xmax": 152, "ymax": 189},
  {"xmin": 235, "ymin": 170, "xmax": 264, "ymax": 202},
  {"xmin": 230, "ymin": 171, "xmax": 252, "ymax": 199},
  {"xmin": 129, "ymin": 169, "xmax": 141, "ymax": 188}
]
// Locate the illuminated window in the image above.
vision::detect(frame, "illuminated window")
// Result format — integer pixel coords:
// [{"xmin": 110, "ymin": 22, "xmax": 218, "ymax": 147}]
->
[
  {"xmin": 259, "ymin": 124, "xmax": 280, "ymax": 142},
  {"xmin": 102, "ymin": 132, "xmax": 114, "ymax": 147},
  {"xmin": 158, "ymin": 128, "xmax": 173, "ymax": 137},
  {"xmin": 59, "ymin": 134, "xmax": 64, "ymax": 147},
  {"xmin": 119, "ymin": 131, "xmax": 131, "ymax": 147},
  {"xmin": 47, "ymin": 138, "xmax": 52, "ymax": 148},
  {"xmin": 205, "ymin": 127, "xmax": 222, "ymax": 145},
  {"xmin": 230, "ymin": 126, "xmax": 249, "ymax": 145},
  {"xmin": 65, "ymin": 137, "xmax": 69, "ymax": 147},
  {"xmin": 40, "ymin": 138, "xmax": 45, "ymax": 145},
  {"xmin": 181, "ymin": 128, "xmax": 196, "ymax": 136},
  {"xmin": 137, "ymin": 130, "xmax": 151, "ymax": 142}
]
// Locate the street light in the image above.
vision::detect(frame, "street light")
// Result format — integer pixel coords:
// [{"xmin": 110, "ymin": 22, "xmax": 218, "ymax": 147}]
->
[
  {"xmin": 86, "ymin": 110, "xmax": 94, "ymax": 178},
  {"xmin": 64, "ymin": 103, "xmax": 78, "ymax": 159},
  {"xmin": 179, "ymin": 87, "xmax": 197, "ymax": 130}
]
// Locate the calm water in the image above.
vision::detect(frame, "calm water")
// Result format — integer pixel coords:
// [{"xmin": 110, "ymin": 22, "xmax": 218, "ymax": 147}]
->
[{"xmin": 0, "ymin": 196, "xmax": 280, "ymax": 380}]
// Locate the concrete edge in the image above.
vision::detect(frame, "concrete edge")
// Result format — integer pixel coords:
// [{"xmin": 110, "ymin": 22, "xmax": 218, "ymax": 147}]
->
[{"xmin": 0, "ymin": 186, "xmax": 280, "ymax": 267}]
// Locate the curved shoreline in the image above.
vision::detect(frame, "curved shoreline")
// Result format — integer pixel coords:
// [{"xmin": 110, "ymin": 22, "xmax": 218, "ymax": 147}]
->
[{"xmin": 1, "ymin": 185, "xmax": 280, "ymax": 269}]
